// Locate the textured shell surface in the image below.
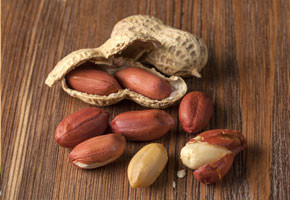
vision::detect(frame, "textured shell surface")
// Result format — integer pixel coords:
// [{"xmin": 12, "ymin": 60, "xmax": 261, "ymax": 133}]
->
[{"xmin": 111, "ymin": 15, "xmax": 208, "ymax": 77}]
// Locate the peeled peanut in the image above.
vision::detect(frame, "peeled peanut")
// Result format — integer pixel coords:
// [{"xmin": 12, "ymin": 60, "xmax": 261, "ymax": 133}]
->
[
  {"xmin": 110, "ymin": 109, "xmax": 174, "ymax": 141},
  {"xmin": 69, "ymin": 134, "xmax": 126, "ymax": 169},
  {"xmin": 128, "ymin": 143, "xmax": 168, "ymax": 188},
  {"xmin": 179, "ymin": 91, "xmax": 213, "ymax": 134},
  {"xmin": 66, "ymin": 66, "xmax": 121, "ymax": 95},
  {"xmin": 55, "ymin": 107, "xmax": 109, "ymax": 148},
  {"xmin": 180, "ymin": 129, "xmax": 246, "ymax": 184},
  {"xmin": 115, "ymin": 67, "xmax": 172, "ymax": 100}
]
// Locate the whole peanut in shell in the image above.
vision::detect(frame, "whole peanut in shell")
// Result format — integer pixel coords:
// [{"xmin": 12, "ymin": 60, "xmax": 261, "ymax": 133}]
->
[
  {"xmin": 66, "ymin": 67, "xmax": 121, "ymax": 96},
  {"xmin": 179, "ymin": 91, "xmax": 213, "ymax": 134},
  {"xmin": 110, "ymin": 109, "xmax": 175, "ymax": 141},
  {"xmin": 55, "ymin": 107, "xmax": 109, "ymax": 148},
  {"xmin": 115, "ymin": 67, "xmax": 172, "ymax": 100}
]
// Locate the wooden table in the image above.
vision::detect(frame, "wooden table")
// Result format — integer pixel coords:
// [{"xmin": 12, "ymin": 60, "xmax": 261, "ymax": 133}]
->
[{"xmin": 2, "ymin": 0, "xmax": 289, "ymax": 199}]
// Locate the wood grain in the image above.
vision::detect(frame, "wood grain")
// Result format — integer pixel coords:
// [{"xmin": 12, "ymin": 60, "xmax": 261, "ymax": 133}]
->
[{"xmin": 1, "ymin": 0, "xmax": 289, "ymax": 199}]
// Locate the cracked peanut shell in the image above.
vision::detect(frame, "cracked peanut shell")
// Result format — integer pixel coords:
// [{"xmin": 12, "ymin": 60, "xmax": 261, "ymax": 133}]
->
[{"xmin": 45, "ymin": 34, "xmax": 187, "ymax": 108}]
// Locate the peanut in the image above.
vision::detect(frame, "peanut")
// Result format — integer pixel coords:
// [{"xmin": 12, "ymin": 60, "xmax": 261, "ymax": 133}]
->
[
  {"xmin": 180, "ymin": 141, "xmax": 231, "ymax": 169},
  {"xmin": 69, "ymin": 134, "xmax": 126, "ymax": 169},
  {"xmin": 179, "ymin": 91, "xmax": 213, "ymax": 134},
  {"xmin": 115, "ymin": 67, "xmax": 172, "ymax": 100},
  {"xmin": 66, "ymin": 66, "xmax": 121, "ymax": 95},
  {"xmin": 180, "ymin": 129, "xmax": 246, "ymax": 184},
  {"xmin": 55, "ymin": 107, "xmax": 109, "ymax": 148},
  {"xmin": 110, "ymin": 109, "xmax": 174, "ymax": 141},
  {"xmin": 127, "ymin": 143, "xmax": 168, "ymax": 188}
]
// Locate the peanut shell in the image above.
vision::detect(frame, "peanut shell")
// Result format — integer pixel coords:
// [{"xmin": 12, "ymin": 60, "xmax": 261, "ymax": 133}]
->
[
  {"xmin": 111, "ymin": 15, "xmax": 208, "ymax": 77},
  {"xmin": 45, "ymin": 47, "xmax": 187, "ymax": 108}
]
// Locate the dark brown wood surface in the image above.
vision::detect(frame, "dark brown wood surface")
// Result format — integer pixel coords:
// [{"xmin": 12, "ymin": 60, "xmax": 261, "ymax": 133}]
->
[{"xmin": 1, "ymin": 0, "xmax": 289, "ymax": 199}]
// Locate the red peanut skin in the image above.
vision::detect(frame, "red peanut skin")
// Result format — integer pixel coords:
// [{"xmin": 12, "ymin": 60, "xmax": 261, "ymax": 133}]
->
[
  {"xmin": 114, "ymin": 67, "xmax": 172, "ymax": 100},
  {"xmin": 55, "ymin": 107, "xmax": 109, "ymax": 148},
  {"xmin": 179, "ymin": 91, "xmax": 213, "ymax": 134},
  {"xmin": 187, "ymin": 129, "xmax": 246, "ymax": 184},
  {"xmin": 69, "ymin": 134, "xmax": 126, "ymax": 167},
  {"xmin": 66, "ymin": 67, "xmax": 121, "ymax": 95},
  {"xmin": 110, "ymin": 109, "xmax": 175, "ymax": 141},
  {"xmin": 193, "ymin": 153, "xmax": 234, "ymax": 184},
  {"xmin": 188, "ymin": 129, "xmax": 246, "ymax": 155}
]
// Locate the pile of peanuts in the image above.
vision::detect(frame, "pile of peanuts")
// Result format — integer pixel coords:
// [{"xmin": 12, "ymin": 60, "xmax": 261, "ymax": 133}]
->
[{"xmin": 47, "ymin": 15, "xmax": 246, "ymax": 188}]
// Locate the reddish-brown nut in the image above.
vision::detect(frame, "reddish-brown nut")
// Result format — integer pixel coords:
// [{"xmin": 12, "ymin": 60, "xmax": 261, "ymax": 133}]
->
[
  {"xmin": 180, "ymin": 129, "xmax": 246, "ymax": 184},
  {"xmin": 110, "ymin": 109, "xmax": 175, "ymax": 141},
  {"xmin": 55, "ymin": 107, "xmax": 109, "ymax": 148},
  {"xmin": 66, "ymin": 67, "xmax": 121, "ymax": 95},
  {"xmin": 179, "ymin": 91, "xmax": 213, "ymax": 134},
  {"xmin": 115, "ymin": 67, "xmax": 172, "ymax": 100},
  {"xmin": 69, "ymin": 134, "xmax": 126, "ymax": 169}
]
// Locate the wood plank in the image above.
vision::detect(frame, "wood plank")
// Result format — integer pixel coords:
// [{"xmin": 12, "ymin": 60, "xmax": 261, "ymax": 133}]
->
[{"xmin": 1, "ymin": 0, "xmax": 289, "ymax": 199}]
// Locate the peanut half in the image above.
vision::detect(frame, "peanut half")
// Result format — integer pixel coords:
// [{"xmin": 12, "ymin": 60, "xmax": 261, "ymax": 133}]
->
[
  {"xmin": 69, "ymin": 134, "xmax": 126, "ymax": 169},
  {"xmin": 180, "ymin": 129, "xmax": 246, "ymax": 184},
  {"xmin": 110, "ymin": 109, "xmax": 174, "ymax": 141},
  {"xmin": 55, "ymin": 107, "xmax": 109, "ymax": 148},
  {"xmin": 128, "ymin": 143, "xmax": 168, "ymax": 188}
]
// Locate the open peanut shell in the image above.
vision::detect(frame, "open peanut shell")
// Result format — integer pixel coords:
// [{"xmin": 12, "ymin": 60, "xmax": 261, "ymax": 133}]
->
[{"xmin": 45, "ymin": 35, "xmax": 187, "ymax": 108}]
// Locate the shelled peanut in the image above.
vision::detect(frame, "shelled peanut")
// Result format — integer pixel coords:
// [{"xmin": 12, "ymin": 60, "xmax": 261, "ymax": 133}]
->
[
  {"xmin": 110, "ymin": 109, "xmax": 174, "ymax": 141},
  {"xmin": 54, "ymin": 107, "xmax": 109, "ymax": 148},
  {"xmin": 115, "ymin": 67, "xmax": 172, "ymax": 100},
  {"xmin": 69, "ymin": 134, "xmax": 126, "ymax": 169},
  {"xmin": 179, "ymin": 91, "xmax": 213, "ymax": 134}
]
